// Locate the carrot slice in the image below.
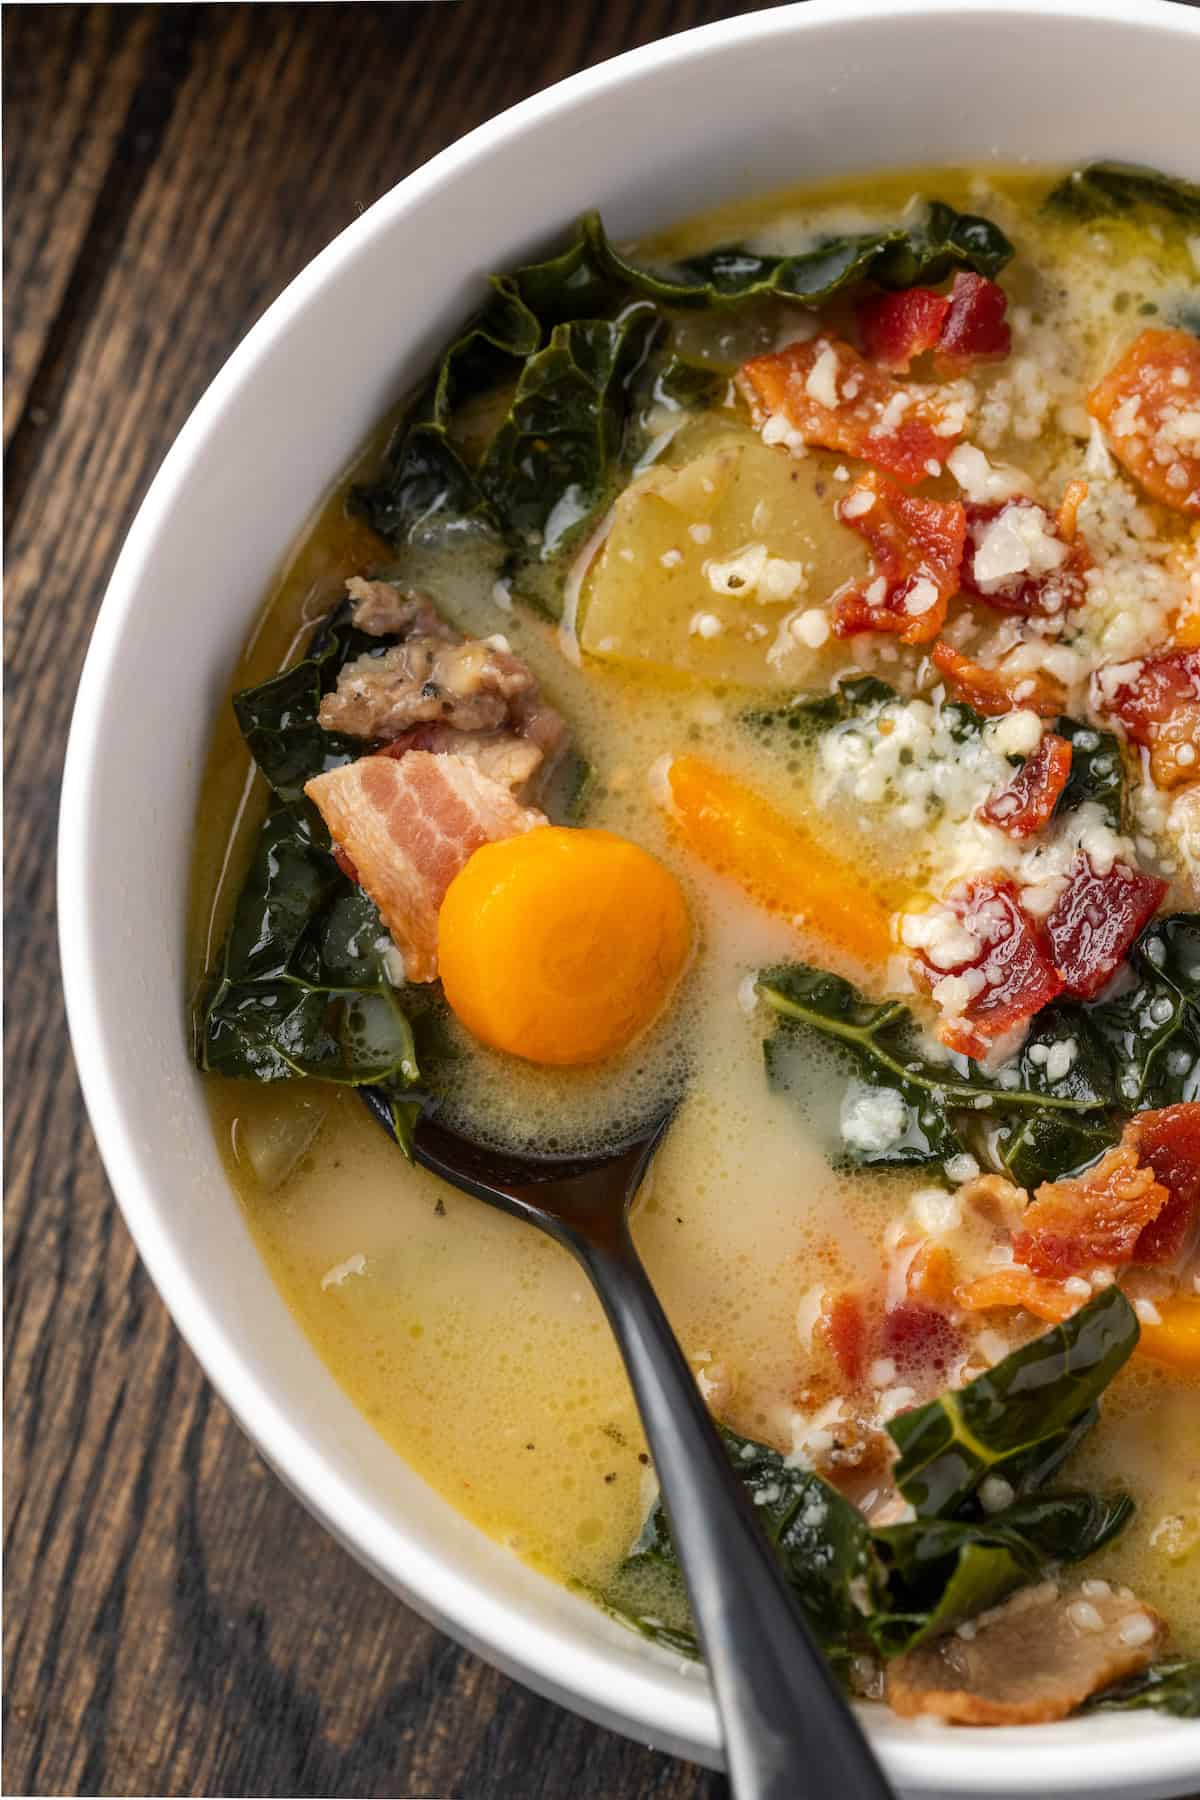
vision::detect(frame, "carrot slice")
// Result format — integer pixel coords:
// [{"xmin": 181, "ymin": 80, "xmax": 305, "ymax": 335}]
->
[
  {"xmin": 663, "ymin": 755, "xmax": 895, "ymax": 968},
  {"xmin": 1135, "ymin": 1295, "xmax": 1200, "ymax": 1374}
]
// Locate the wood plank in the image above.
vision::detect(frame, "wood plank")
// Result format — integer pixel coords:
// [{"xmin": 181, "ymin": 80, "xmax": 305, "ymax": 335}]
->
[
  {"xmin": 4, "ymin": 4, "xmax": 786, "ymax": 1794},
  {"xmin": 1, "ymin": 5, "xmax": 163, "ymax": 453}
]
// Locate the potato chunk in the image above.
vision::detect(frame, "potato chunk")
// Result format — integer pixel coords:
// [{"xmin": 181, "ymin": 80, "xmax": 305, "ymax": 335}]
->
[{"xmin": 578, "ymin": 429, "xmax": 868, "ymax": 685}]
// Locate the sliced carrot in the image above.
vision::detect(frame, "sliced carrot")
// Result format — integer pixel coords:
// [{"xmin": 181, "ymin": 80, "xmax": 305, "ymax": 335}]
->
[
  {"xmin": 1135, "ymin": 1294, "xmax": 1200, "ymax": 1374},
  {"xmin": 663, "ymin": 755, "xmax": 896, "ymax": 969}
]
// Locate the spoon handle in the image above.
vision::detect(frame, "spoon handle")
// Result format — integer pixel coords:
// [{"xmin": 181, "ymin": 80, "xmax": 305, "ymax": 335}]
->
[{"xmin": 573, "ymin": 1224, "xmax": 895, "ymax": 1800}]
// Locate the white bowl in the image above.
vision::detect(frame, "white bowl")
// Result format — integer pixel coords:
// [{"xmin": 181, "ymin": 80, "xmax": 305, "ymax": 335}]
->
[{"xmin": 60, "ymin": 2, "xmax": 1200, "ymax": 1794}]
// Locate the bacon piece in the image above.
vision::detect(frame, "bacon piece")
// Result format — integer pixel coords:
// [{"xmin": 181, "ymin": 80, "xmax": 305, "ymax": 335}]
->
[
  {"xmin": 911, "ymin": 878, "xmax": 1064, "ymax": 1059},
  {"xmin": 934, "ymin": 272, "xmax": 1012, "ymax": 368},
  {"xmin": 1013, "ymin": 1143, "xmax": 1169, "ymax": 1278},
  {"xmin": 1044, "ymin": 856, "xmax": 1167, "ymax": 999},
  {"xmin": 737, "ymin": 335, "xmax": 961, "ymax": 484},
  {"xmin": 886, "ymin": 1579, "xmax": 1165, "ymax": 1725},
  {"xmin": 857, "ymin": 288, "xmax": 950, "ymax": 371},
  {"xmin": 978, "ymin": 733, "xmax": 1072, "ymax": 838},
  {"xmin": 956, "ymin": 1268, "xmax": 1080, "ymax": 1324},
  {"xmin": 830, "ymin": 471, "xmax": 965, "ymax": 644},
  {"xmin": 819, "ymin": 1290, "xmax": 868, "ymax": 1387},
  {"xmin": 1093, "ymin": 647, "xmax": 1200, "ymax": 789},
  {"xmin": 931, "ymin": 643, "xmax": 1067, "ymax": 719},
  {"xmin": 305, "ymin": 752, "xmax": 546, "ymax": 983},
  {"xmin": 878, "ymin": 1301, "xmax": 962, "ymax": 1380},
  {"xmin": 1088, "ymin": 327, "xmax": 1200, "ymax": 515},
  {"xmin": 959, "ymin": 499, "xmax": 1090, "ymax": 621},
  {"xmin": 1130, "ymin": 1103, "xmax": 1200, "ymax": 1264}
]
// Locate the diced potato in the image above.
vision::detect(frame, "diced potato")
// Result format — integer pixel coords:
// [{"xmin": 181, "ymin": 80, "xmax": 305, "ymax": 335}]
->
[{"xmin": 577, "ymin": 428, "xmax": 868, "ymax": 686}]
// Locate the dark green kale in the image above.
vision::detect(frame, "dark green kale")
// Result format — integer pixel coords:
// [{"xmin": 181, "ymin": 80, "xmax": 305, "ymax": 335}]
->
[
  {"xmin": 1085, "ymin": 1659, "xmax": 1200, "ymax": 1719},
  {"xmin": 476, "ymin": 307, "xmax": 661, "ymax": 556},
  {"xmin": 199, "ymin": 806, "xmax": 419, "ymax": 1100},
  {"xmin": 622, "ymin": 1427, "xmax": 879, "ymax": 1660},
  {"xmin": 1047, "ymin": 162, "xmax": 1200, "ymax": 225},
  {"xmin": 610, "ymin": 1296, "xmax": 1137, "ymax": 1668},
  {"xmin": 757, "ymin": 963, "xmax": 1109, "ymax": 1177},
  {"xmin": 885, "ymin": 1288, "xmax": 1139, "ymax": 1517},
  {"xmin": 588, "ymin": 201, "xmax": 1013, "ymax": 306},
  {"xmin": 1053, "ymin": 716, "xmax": 1127, "ymax": 832},
  {"xmin": 231, "ymin": 600, "xmax": 382, "ymax": 805},
  {"xmin": 744, "ymin": 674, "xmax": 904, "ymax": 739},
  {"xmin": 869, "ymin": 1489, "xmax": 1133, "ymax": 1655},
  {"xmin": 758, "ymin": 915, "xmax": 1200, "ymax": 1184}
]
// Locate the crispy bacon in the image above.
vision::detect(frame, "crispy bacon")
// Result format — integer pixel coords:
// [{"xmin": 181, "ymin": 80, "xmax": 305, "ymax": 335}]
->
[
  {"xmin": 830, "ymin": 470, "xmax": 965, "ymax": 644},
  {"xmin": 878, "ymin": 1301, "xmax": 962, "ymax": 1379},
  {"xmin": 1094, "ymin": 647, "xmax": 1200, "ymax": 789},
  {"xmin": 1044, "ymin": 856, "xmax": 1167, "ymax": 1000},
  {"xmin": 1129, "ymin": 1104, "xmax": 1200, "ymax": 1264},
  {"xmin": 737, "ymin": 335, "xmax": 961, "ymax": 484},
  {"xmin": 1013, "ymin": 1144, "xmax": 1169, "ymax": 1278},
  {"xmin": 819, "ymin": 1290, "xmax": 868, "ymax": 1387},
  {"xmin": 857, "ymin": 288, "xmax": 950, "ymax": 371},
  {"xmin": 956, "ymin": 1268, "xmax": 1080, "ymax": 1324},
  {"xmin": 914, "ymin": 877, "xmax": 1064, "ymax": 1058},
  {"xmin": 936, "ymin": 271, "xmax": 1012, "ymax": 367},
  {"xmin": 931, "ymin": 642, "xmax": 1067, "ymax": 719},
  {"xmin": 305, "ymin": 752, "xmax": 546, "ymax": 983},
  {"xmin": 978, "ymin": 732, "xmax": 1072, "ymax": 838},
  {"xmin": 959, "ymin": 499, "xmax": 1091, "ymax": 621},
  {"xmin": 886, "ymin": 1579, "xmax": 1166, "ymax": 1726},
  {"xmin": 1088, "ymin": 327, "xmax": 1200, "ymax": 515}
]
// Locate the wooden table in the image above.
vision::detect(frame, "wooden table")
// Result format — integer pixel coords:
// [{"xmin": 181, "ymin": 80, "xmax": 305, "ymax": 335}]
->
[{"xmin": 4, "ymin": 5, "xmax": 791, "ymax": 1794}]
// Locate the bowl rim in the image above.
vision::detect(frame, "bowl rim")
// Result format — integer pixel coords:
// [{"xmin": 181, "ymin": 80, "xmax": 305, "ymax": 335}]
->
[{"xmin": 59, "ymin": 0, "xmax": 1200, "ymax": 1789}]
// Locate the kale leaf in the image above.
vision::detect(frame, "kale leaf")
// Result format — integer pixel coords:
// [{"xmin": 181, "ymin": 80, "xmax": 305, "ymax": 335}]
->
[
  {"xmin": 586, "ymin": 203, "xmax": 1012, "ymax": 306},
  {"xmin": 745, "ymin": 673, "xmax": 904, "ymax": 739},
  {"xmin": 1047, "ymin": 161, "xmax": 1200, "ymax": 225},
  {"xmin": 870, "ymin": 1489, "xmax": 1133, "ymax": 1655},
  {"xmin": 623, "ymin": 1427, "xmax": 880, "ymax": 1657},
  {"xmin": 1085, "ymin": 1659, "xmax": 1200, "ymax": 1719},
  {"xmin": 758, "ymin": 962, "xmax": 1108, "ymax": 1175},
  {"xmin": 886, "ymin": 1288, "xmax": 1139, "ymax": 1517},
  {"xmin": 1053, "ymin": 716, "xmax": 1127, "ymax": 831},
  {"xmin": 611, "ymin": 1305, "xmax": 1136, "ymax": 1667},
  {"xmin": 231, "ymin": 601, "xmax": 382, "ymax": 805},
  {"xmin": 352, "ymin": 202, "xmax": 1012, "ymax": 605},
  {"xmin": 1088, "ymin": 912, "xmax": 1200, "ymax": 1109},
  {"xmin": 199, "ymin": 805, "xmax": 419, "ymax": 1093},
  {"xmin": 476, "ymin": 308, "xmax": 661, "ymax": 556},
  {"xmin": 759, "ymin": 915, "xmax": 1200, "ymax": 1183}
]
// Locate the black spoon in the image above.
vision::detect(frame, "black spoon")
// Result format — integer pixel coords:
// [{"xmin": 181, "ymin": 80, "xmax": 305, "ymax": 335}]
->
[{"xmin": 361, "ymin": 1091, "xmax": 895, "ymax": 1800}]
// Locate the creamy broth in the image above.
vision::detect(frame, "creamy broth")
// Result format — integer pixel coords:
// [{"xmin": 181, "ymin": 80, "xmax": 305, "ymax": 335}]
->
[{"xmin": 192, "ymin": 167, "xmax": 1200, "ymax": 1677}]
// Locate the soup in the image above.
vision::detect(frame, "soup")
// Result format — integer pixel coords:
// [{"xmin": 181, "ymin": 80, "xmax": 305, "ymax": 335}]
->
[{"xmin": 191, "ymin": 163, "xmax": 1200, "ymax": 1725}]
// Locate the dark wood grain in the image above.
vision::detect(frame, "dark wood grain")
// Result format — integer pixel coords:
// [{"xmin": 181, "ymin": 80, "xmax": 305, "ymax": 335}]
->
[{"xmin": 2, "ymin": 5, "xmax": 796, "ymax": 1795}]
